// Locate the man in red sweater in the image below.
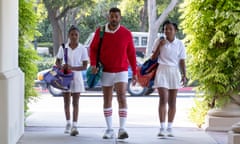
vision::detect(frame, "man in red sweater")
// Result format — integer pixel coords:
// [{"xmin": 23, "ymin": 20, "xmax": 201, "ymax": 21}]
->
[{"xmin": 89, "ymin": 7, "xmax": 137, "ymax": 139}]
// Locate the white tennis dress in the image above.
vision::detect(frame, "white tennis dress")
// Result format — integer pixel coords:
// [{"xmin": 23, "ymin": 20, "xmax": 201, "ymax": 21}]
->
[{"xmin": 152, "ymin": 38, "xmax": 186, "ymax": 89}]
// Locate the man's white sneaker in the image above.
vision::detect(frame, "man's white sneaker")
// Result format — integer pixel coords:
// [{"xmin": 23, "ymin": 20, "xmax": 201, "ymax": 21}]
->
[
  {"xmin": 70, "ymin": 127, "xmax": 79, "ymax": 136},
  {"xmin": 102, "ymin": 129, "xmax": 114, "ymax": 139},
  {"xmin": 157, "ymin": 128, "xmax": 165, "ymax": 137},
  {"xmin": 118, "ymin": 129, "xmax": 129, "ymax": 139},
  {"xmin": 167, "ymin": 128, "xmax": 174, "ymax": 137},
  {"xmin": 64, "ymin": 123, "xmax": 71, "ymax": 134}
]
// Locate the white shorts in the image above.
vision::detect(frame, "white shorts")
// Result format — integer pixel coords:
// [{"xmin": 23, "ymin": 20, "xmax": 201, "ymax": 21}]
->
[
  {"xmin": 63, "ymin": 71, "xmax": 85, "ymax": 93},
  {"xmin": 101, "ymin": 71, "xmax": 128, "ymax": 86},
  {"xmin": 153, "ymin": 65, "xmax": 181, "ymax": 89}
]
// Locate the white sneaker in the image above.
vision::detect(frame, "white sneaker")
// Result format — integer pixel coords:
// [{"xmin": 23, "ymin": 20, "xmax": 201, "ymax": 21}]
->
[
  {"xmin": 102, "ymin": 129, "xmax": 114, "ymax": 139},
  {"xmin": 167, "ymin": 128, "xmax": 174, "ymax": 137},
  {"xmin": 118, "ymin": 129, "xmax": 129, "ymax": 139},
  {"xmin": 157, "ymin": 128, "xmax": 165, "ymax": 137},
  {"xmin": 64, "ymin": 123, "xmax": 71, "ymax": 134},
  {"xmin": 70, "ymin": 126, "xmax": 79, "ymax": 136}
]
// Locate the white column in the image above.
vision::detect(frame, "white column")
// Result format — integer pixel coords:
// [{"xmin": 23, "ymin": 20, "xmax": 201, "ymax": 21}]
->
[
  {"xmin": 228, "ymin": 122, "xmax": 240, "ymax": 144},
  {"xmin": 0, "ymin": 1, "xmax": 24, "ymax": 144}
]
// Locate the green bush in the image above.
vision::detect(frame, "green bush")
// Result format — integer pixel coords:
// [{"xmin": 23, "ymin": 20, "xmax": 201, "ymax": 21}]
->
[
  {"xmin": 181, "ymin": 0, "xmax": 240, "ymax": 108},
  {"xmin": 37, "ymin": 42, "xmax": 52, "ymax": 47},
  {"xmin": 37, "ymin": 56, "xmax": 55, "ymax": 72},
  {"xmin": 188, "ymin": 96, "xmax": 209, "ymax": 128},
  {"xmin": 19, "ymin": 0, "xmax": 41, "ymax": 112}
]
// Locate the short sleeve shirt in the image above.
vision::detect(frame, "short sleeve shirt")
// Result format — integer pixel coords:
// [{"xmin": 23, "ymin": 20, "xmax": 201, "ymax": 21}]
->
[
  {"xmin": 152, "ymin": 38, "xmax": 186, "ymax": 67},
  {"xmin": 56, "ymin": 43, "xmax": 89, "ymax": 92},
  {"xmin": 56, "ymin": 43, "xmax": 89, "ymax": 67}
]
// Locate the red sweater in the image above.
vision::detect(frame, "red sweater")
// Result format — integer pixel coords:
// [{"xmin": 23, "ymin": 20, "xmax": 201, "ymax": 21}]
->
[{"xmin": 90, "ymin": 26, "xmax": 137, "ymax": 75}]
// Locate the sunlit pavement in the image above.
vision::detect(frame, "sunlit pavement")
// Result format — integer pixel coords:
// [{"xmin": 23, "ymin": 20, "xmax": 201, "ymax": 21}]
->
[
  {"xmin": 26, "ymin": 92, "xmax": 196, "ymax": 128},
  {"xmin": 34, "ymin": 86, "xmax": 197, "ymax": 97},
  {"xmin": 18, "ymin": 91, "xmax": 227, "ymax": 144}
]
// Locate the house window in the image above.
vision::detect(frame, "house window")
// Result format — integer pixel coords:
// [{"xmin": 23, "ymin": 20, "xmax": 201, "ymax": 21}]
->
[
  {"xmin": 141, "ymin": 37, "xmax": 148, "ymax": 46},
  {"xmin": 133, "ymin": 37, "xmax": 139, "ymax": 46}
]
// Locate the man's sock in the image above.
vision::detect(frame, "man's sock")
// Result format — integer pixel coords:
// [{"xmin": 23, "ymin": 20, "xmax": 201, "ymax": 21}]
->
[
  {"xmin": 104, "ymin": 107, "xmax": 113, "ymax": 130},
  {"xmin": 119, "ymin": 108, "xmax": 127, "ymax": 130}
]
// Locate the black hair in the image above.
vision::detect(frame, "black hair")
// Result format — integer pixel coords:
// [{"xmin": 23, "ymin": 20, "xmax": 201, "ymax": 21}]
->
[
  {"xmin": 109, "ymin": 7, "xmax": 121, "ymax": 15},
  {"xmin": 161, "ymin": 20, "xmax": 179, "ymax": 32},
  {"xmin": 68, "ymin": 25, "xmax": 80, "ymax": 34}
]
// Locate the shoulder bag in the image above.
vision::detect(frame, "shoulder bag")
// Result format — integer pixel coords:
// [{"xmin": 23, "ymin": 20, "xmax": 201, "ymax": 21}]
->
[
  {"xmin": 43, "ymin": 44, "xmax": 74, "ymax": 90},
  {"xmin": 86, "ymin": 26, "xmax": 105, "ymax": 88},
  {"xmin": 137, "ymin": 37, "xmax": 163, "ymax": 87}
]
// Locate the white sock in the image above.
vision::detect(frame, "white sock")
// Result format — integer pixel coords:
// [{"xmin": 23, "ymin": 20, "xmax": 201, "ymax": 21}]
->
[
  {"xmin": 119, "ymin": 108, "xmax": 127, "ymax": 130},
  {"xmin": 104, "ymin": 108, "xmax": 113, "ymax": 130},
  {"xmin": 167, "ymin": 122, "xmax": 173, "ymax": 129},
  {"xmin": 72, "ymin": 121, "xmax": 77, "ymax": 127},
  {"xmin": 160, "ymin": 122, "xmax": 166, "ymax": 130},
  {"xmin": 66, "ymin": 120, "xmax": 71, "ymax": 125}
]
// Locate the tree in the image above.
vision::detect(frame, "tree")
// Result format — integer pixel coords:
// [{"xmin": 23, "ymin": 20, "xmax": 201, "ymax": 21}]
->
[
  {"xmin": 37, "ymin": 18, "xmax": 53, "ymax": 42},
  {"xmin": 146, "ymin": 0, "xmax": 178, "ymax": 56},
  {"xmin": 42, "ymin": 0, "xmax": 94, "ymax": 56},
  {"xmin": 39, "ymin": 0, "xmax": 181, "ymax": 56},
  {"xmin": 119, "ymin": 0, "xmax": 145, "ymax": 31},
  {"xmin": 180, "ymin": 0, "xmax": 240, "ymax": 108},
  {"xmin": 140, "ymin": 0, "xmax": 148, "ymax": 32}
]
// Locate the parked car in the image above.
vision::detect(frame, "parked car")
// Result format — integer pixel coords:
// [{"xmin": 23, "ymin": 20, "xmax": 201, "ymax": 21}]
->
[{"xmin": 35, "ymin": 58, "xmax": 148, "ymax": 97}]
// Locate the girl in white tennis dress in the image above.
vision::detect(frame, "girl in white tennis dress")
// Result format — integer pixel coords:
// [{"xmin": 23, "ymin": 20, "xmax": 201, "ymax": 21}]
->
[
  {"xmin": 151, "ymin": 20, "xmax": 187, "ymax": 138},
  {"xmin": 56, "ymin": 25, "xmax": 89, "ymax": 136}
]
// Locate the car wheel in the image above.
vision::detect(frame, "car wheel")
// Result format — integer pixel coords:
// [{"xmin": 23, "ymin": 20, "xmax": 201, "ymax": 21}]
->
[
  {"xmin": 143, "ymin": 87, "xmax": 155, "ymax": 95},
  {"xmin": 127, "ymin": 79, "xmax": 147, "ymax": 96},
  {"xmin": 48, "ymin": 85, "xmax": 63, "ymax": 97}
]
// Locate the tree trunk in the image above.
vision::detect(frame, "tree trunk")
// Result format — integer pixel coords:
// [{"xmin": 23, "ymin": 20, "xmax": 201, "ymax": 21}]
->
[
  {"xmin": 46, "ymin": 9, "xmax": 63, "ymax": 56},
  {"xmin": 139, "ymin": 0, "xmax": 148, "ymax": 32},
  {"xmin": 146, "ymin": 0, "xmax": 179, "ymax": 57},
  {"xmin": 43, "ymin": 1, "xmax": 63, "ymax": 56}
]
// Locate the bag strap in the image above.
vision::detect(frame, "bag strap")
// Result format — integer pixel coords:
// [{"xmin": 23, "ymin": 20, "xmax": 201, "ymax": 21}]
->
[
  {"xmin": 151, "ymin": 37, "xmax": 164, "ymax": 60},
  {"xmin": 61, "ymin": 43, "xmax": 68, "ymax": 64},
  {"xmin": 96, "ymin": 26, "xmax": 105, "ymax": 68}
]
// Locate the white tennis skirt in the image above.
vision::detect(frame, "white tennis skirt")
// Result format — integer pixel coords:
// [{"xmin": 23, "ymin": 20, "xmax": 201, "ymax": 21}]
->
[
  {"xmin": 153, "ymin": 65, "xmax": 181, "ymax": 89},
  {"xmin": 63, "ymin": 71, "xmax": 85, "ymax": 93}
]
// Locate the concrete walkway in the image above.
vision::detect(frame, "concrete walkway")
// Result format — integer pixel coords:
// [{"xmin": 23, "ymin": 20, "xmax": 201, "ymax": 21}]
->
[
  {"xmin": 18, "ymin": 126, "xmax": 228, "ymax": 144},
  {"xmin": 17, "ymin": 93, "xmax": 228, "ymax": 144}
]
